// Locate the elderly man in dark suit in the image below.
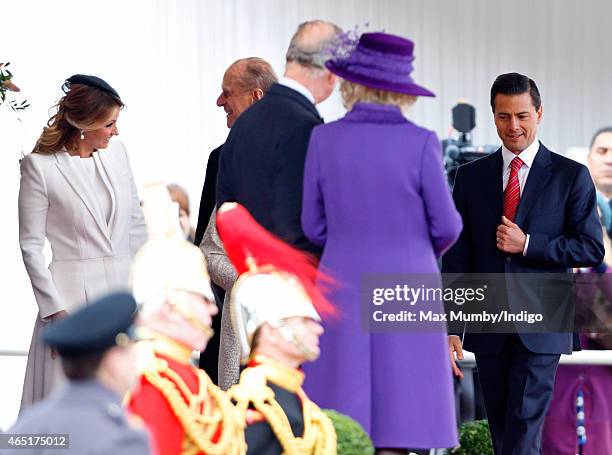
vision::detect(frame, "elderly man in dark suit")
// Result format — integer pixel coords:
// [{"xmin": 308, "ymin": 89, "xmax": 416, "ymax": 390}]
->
[
  {"xmin": 443, "ymin": 73, "xmax": 604, "ymax": 455},
  {"xmin": 7, "ymin": 292, "xmax": 152, "ymax": 455},
  {"xmin": 216, "ymin": 20, "xmax": 341, "ymax": 255},
  {"xmin": 194, "ymin": 57, "xmax": 277, "ymax": 383},
  {"xmin": 194, "ymin": 57, "xmax": 277, "ymax": 246}
]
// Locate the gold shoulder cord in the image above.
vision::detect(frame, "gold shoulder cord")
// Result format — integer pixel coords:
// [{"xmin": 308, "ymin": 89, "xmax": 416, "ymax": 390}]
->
[
  {"xmin": 143, "ymin": 358, "xmax": 246, "ymax": 455},
  {"xmin": 228, "ymin": 366, "xmax": 337, "ymax": 455}
]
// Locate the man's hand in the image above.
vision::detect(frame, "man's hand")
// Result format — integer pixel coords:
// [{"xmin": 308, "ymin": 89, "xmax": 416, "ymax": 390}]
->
[
  {"xmin": 448, "ymin": 335, "xmax": 464, "ymax": 379},
  {"xmin": 49, "ymin": 310, "xmax": 68, "ymax": 321},
  {"xmin": 496, "ymin": 216, "xmax": 526, "ymax": 253}
]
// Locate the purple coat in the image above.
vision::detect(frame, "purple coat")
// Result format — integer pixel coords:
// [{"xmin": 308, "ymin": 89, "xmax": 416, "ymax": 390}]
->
[{"xmin": 301, "ymin": 102, "xmax": 462, "ymax": 448}]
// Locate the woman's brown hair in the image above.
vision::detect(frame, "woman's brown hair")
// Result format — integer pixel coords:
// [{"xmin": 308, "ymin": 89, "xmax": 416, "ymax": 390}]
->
[{"xmin": 32, "ymin": 84, "xmax": 124, "ymax": 154}]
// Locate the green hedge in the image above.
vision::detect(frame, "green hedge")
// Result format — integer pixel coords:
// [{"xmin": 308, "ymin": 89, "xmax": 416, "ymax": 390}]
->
[
  {"xmin": 323, "ymin": 409, "xmax": 374, "ymax": 455},
  {"xmin": 446, "ymin": 420, "xmax": 493, "ymax": 455}
]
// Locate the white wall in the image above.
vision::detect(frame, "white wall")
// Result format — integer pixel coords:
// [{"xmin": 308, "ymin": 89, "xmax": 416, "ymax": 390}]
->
[{"xmin": 1, "ymin": 0, "xmax": 611, "ymax": 428}]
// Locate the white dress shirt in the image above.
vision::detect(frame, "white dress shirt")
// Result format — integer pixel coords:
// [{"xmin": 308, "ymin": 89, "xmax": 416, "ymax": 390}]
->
[
  {"xmin": 501, "ymin": 137, "xmax": 540, "ymax": 255},
  {"xmin": 278, "ymin": 76, "xmax": 316, "ymax": 105}
]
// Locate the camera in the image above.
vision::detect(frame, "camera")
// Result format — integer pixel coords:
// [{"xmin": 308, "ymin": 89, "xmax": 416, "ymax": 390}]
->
[{"xmin": 442, "ymin": 103, "xmax": 497, "ymax": 189}]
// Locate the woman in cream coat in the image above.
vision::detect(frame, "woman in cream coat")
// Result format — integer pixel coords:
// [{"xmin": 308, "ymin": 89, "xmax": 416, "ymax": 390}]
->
[{"xmin": 18, "ymin": 75, "xmax": 147, "ymax": 408}]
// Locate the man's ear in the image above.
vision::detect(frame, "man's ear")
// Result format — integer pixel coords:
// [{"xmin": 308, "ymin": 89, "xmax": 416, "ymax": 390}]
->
[
  {"xmin": 259, "ymin": 323, "xmax": 278, "ymax": 343},
  {"xmin": 99, "ymin": 348, "xmax": 117, "ymax": 376},
  {"xmin": 252, "ymin": 88, "xmax": 264, "ymax": 102},
  {"xmin": 536, "ymin": 104, "xmax": 543, "ymax": 124}
]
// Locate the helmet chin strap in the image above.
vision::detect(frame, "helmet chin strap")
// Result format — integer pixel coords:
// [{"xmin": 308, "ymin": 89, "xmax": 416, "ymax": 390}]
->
[
  {"xmin": 276, "ymin": 320, "xmax": 318, "ymax": 362},
  {"xmin": 167, "ymin": 294, "xmax": 215, "ymax": 338}
]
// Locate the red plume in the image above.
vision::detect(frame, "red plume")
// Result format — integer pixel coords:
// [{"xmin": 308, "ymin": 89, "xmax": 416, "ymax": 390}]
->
[{"xmin": 216, "ymin": 203, "xmax": 337, "ymax": 318}]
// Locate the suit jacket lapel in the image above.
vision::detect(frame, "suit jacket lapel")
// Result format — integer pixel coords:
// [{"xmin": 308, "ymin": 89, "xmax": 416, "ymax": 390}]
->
[
  {"xmin": 484, "ymin": 149, "xmax": 504, "ymax": 218},
  {"xmin": 96, "ymin": 150, "xmax": 119, "ymax": 238},
  {"xmin": 515, "ymin": 143, "xmax": 552, "ymax": 226},
  {"xmin": 55, "ymin": 152, "xmax": 111, "ymax": 244}
]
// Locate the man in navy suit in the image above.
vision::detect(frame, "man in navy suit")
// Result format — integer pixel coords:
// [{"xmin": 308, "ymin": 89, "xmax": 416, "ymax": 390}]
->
[
  {"xmin": 216, "ymin": 20, "xmax": 341, "ymax": 255},
  {"xmin": 442, "ymin": 73, "xmax": 604, "ymax": 455}
]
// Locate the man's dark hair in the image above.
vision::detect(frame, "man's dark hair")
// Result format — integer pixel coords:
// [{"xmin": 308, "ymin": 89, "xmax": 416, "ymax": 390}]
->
[
  {"xmin": 590, "ymin": 126, "xmax": 612, "ymax": 150},
  {"xmin": 490, "ymin": 72, "xmax": 541, "ymax": 112},
  {"xmin": 60, "ymin": 352, "xmax": 105, "ymax": 380}
]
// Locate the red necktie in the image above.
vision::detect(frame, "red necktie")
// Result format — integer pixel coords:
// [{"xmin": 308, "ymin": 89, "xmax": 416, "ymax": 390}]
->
[{"xmin": 503, "ymin": 156, "xmax": 524, "ymax": 222}]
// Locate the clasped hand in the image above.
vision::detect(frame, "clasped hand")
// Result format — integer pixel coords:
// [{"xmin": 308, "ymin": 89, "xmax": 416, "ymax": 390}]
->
[{"xmin": 496, "ymin": 216, "xmax": 526, "ymax": 254}]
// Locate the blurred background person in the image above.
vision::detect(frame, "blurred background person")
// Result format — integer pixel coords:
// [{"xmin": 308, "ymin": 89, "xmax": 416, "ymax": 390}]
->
[
  {"xmin": 166, "ymin": 183, "xmax": 195, "ymax": 242},
  {"xmin": 587, "ymin": 126, "xmax": 612, "ymax": 241},
  {"xmin": 301, "ymin": 32, "xmax": 461, "ymax": 454},
  {"xmin": 195, "ymin": 57, "xmax": 277, "ymax": 385},
  {"xmin": 7, "ymin": 292, "xmax": 153, "ymax": 455},
  {"xmin": 542, "ymin": 127, "xmax": 612, "ymax": 455},
  {"xmin": 127, "ymin": 185, "xmax": 245, "ymax": 455},
  {"xmin": 18, "ymin": 74, "xmax": 147, "ymax": 409},
  {"xmin": 217, "ymin": 202, "xmax": 336, "ymax": 454}
]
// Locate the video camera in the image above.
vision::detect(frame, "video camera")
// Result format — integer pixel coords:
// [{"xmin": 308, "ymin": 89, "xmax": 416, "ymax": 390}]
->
[{"xmin": 442, "ymin": 103, "xmax": 497, "ymax": 189}]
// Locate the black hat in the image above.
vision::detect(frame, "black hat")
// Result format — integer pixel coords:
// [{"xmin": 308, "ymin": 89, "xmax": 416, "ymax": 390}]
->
[
  {"xmin": 43, "ymin": 292, "xmax": 138, "ymax": 357},
  {"xmin": 62, "ymin": 74, "xmax": 121, "ymax": 99}
]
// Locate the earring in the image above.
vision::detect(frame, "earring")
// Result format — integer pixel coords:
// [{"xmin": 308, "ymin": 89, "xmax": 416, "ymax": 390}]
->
[{"xmin": 80, "ymin": 130, "xmax": 85, "ymax": 140}]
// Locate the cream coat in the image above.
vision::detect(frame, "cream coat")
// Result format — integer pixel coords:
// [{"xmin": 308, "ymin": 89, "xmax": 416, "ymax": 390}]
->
[{"xmin": 18, "ymin": 140, "xmax": 147, "ymax": 408}]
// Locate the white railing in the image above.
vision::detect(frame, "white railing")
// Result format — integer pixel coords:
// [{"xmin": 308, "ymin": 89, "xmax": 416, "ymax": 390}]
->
[
  {"xmin": 459, "ymin": 350, "xmax": 612, "ymax": 366},
  {"xmin": 0, "ymin": 350, "xmax": 28, "ymax": 357}
]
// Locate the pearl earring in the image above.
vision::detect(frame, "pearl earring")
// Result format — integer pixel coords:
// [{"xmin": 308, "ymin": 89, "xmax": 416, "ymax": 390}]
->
[{"xmin": 80, "ymin": 130, "xmax": 85, "ymax": 140}]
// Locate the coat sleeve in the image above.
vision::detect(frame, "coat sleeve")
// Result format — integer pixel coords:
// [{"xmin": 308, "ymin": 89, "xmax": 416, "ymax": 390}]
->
[
  {"xmin": 200, "ymin": 209, "xmax": 238, "ymax": 291},
  {"xmin": 90, "ymin": 427, "xmax": 154, "ymax": 455},
  {"xmin": 270, "ymin": 121, "xmax": 320, "ymax": 252},
  {"xmin": 194, "ymin": 146, "xmax": 221, "ymax": 246},
  {"xmin": 18, "ymin": 155, "xmax": 64, "ymax": 319},
  {"xmin": 128, "ymin": 378, "xmax": 183, "ymax": 455},
  {"xmin": 216, "ymin": 131, "xmax": 236, "ymax": 207},
  {"xmin": 441, "ymin": 165, "xmax": 473, "ymax": 274},
  {"xmin": 301, "ymin": 128, "xmax": 327, "ymax": 247},
  {"xmin": 526, "ymin": 165, "xmax": 604, "ymax": 267},
  {"xmin": 420, "ymin": 131, "xmax": 462, "ymax": 257},
  {"xmin": 120, "ymin": 142, "xmax": 147, "ymax": 255}
]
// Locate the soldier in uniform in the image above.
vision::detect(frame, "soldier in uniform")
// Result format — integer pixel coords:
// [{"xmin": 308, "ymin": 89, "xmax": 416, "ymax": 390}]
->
[
  {"xmin": 126, "ymin": 185, "xmax": 245, "ymax": 455},
  {"xmin": 215, "ymin": 202, "xmax": 337, "ymax": 455},
  {"xmin": 7, "ymin": 292, "xmax": 153, "ymax": 455}
]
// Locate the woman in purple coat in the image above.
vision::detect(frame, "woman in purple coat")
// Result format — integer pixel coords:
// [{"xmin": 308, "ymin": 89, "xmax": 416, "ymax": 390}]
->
[{"xmin": 301, "ymin": 32, "xmax": 462, "ymax": 453}]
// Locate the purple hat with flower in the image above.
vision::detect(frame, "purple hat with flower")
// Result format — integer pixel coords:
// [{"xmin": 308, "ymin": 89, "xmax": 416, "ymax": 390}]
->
[{"xmin": 326, "ymin": 32, "xmax": 435, "ymax": 97}]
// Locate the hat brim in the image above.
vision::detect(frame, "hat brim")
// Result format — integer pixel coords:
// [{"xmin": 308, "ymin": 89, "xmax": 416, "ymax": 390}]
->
[{"xmin": 327, "ymin": 61, "xmax": 436, "ymax": 97}]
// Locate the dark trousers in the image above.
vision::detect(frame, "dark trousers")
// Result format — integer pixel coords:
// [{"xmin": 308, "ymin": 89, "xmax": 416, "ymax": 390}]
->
[
  {"xmin": 475, "ymin": 334, "xmax": 560, "ymax": 455},
  {"xmin": 198, "ymin": 282, "xmax": 225, "ymax": 384}
]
